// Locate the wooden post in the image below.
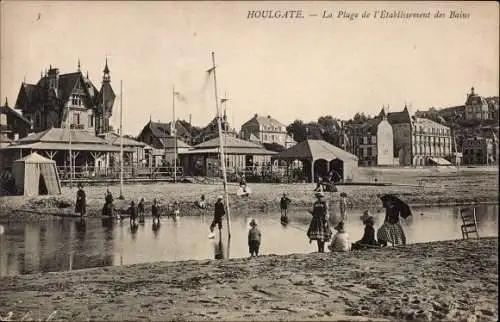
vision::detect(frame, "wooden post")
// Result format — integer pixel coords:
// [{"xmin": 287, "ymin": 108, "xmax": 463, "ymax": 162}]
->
[
  {"xmin": 210, "ymin": 52, "xmax": 231, "ymax": 240},
  {"xmin": 119, "ymin": 80, "xmax": 124, "ymax": 199}
]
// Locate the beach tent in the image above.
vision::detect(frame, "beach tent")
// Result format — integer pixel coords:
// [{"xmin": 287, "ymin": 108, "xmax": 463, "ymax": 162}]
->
[{"xmin": 12, "ymin": 152, "xmax": 61, "ymax": 196}]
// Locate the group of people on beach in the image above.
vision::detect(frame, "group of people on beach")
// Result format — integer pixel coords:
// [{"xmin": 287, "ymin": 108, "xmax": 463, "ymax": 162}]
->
[
  {"xmin": 74, "ymin": 180, "xmax": 408, "ymax": 258},
  {"xmin": 305, "ymin": 190, "xmax": 407, "ymax": 253}
]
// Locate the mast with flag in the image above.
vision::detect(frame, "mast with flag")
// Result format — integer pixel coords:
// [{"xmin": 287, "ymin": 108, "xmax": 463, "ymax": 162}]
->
[
  {"xmin": 207, "ymin": 52, "xmax": 232, "ymax": 240},
  {"xmin": 119, "ymin": 80, "xmax": 124, "ymax": 199},
  {"xmin": 173, "ymin": 87, "xmax": 187, "ymax": 183},
  {"xmin": 172, "ymin": 85, "xmax": 177, "ymax": 183},
  {"xmin": 66, "ymin": 101, "xmax": 73, "ymax": 188}
]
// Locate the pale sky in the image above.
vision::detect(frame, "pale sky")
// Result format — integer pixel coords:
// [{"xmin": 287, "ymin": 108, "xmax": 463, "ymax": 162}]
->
[{"xmin": 1, "ymin": 1, "xmax": 498, "ymax": 136}]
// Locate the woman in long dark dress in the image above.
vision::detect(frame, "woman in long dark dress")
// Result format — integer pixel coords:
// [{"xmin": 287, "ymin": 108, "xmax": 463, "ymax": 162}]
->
[
  {"xmin": 352, "ymin": 211, "xmax": 379, "ymax": 250},
  {"xmin": 75, "ymin": 183, "xmax": 86, "ymax": 217},
  {"xmin": 102, "ymin": 189, "xmax": 114, "ymax": 217},
  {"xmin": 377, "ymin": 200, "xmax": 406, "ymax": 247},
  {"xmin": 307, "ymin": 191, "xmax": 332, "ymax": 252}
]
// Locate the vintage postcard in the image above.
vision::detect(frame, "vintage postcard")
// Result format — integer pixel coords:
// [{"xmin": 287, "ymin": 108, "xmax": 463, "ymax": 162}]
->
[{"xmin": 0, "ymin": 1, "xmax": 498, "ymax": 321}]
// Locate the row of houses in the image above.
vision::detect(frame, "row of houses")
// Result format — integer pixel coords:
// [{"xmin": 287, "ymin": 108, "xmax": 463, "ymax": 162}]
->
[
  {"xmin": 343, "ymin": 106, "xmax": 455, "ymax": 167},
  {"xmin": 1, "ymin": 62, "xmax": 497, "ymax": 187}
]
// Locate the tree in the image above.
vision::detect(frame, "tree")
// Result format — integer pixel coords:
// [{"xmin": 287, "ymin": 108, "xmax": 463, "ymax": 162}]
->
[
  {"xmin": 286, "ymin": 120, "xmax": 308, "ymax": 142},
  {"xmin": 348, "ymin": 112, "xmax": 369, "ymax": 125}
]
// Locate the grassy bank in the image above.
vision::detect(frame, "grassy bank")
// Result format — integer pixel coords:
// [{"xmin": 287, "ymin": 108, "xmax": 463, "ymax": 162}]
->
[
  {"xmin": 0, "ymin": 238, "xmax": 497, "ymax": 321},
  {"xmin": 0, "ymin": 167, "xmax": 497, "ymax": 223}
]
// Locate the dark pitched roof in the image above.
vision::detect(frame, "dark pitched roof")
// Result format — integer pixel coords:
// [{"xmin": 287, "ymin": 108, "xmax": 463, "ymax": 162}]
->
[
  {"xmin": 147, "ymin": 121, "xmax": 190, "ymax": 138},
  {"xmin": 57, "ymin": 72, "xmax": 81, "ymax": 103},
  {"xmin": 387, "ymin": 107, "xmax": 411, "ymax": 125},
  {"xmin": 0, "ymin": 103, "xmax": 32, "ymax": 126},
  {"xmin": 277, "ymin": 139, "xmax": 358, "ymax": 161}
]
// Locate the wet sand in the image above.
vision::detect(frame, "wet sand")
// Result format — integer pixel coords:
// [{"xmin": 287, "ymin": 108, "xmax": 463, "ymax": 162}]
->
[
  {"xmin": 0, "ymin": 167, "xmax": 498, "ymax": 223},
  {"xmin": 0, "ymin": 238, "xmax": 497, "ymax": 321}
]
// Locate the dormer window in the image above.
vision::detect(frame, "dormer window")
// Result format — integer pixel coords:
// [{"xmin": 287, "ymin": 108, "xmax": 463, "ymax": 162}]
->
[{"xmin": 71, "ymin": 94, "xmax": 82, "ymax": 106}]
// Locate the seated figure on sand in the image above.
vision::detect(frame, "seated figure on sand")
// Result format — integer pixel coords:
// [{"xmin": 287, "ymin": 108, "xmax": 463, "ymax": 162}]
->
[
  {"xmin": 352, "ymin": 211, "xmax": 379, "ymax": 250},
  {"xmin": 328, "ymin": 222, "xmax": 351, "ymax": 252}
]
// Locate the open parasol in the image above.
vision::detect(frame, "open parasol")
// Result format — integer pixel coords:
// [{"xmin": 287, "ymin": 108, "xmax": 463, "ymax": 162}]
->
[{"xmin": 379, "ymin": 194, "xmax": 412, "ymax": 219}]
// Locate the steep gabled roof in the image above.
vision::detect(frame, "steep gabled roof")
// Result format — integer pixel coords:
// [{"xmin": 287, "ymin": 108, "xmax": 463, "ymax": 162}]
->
[
  {"xmin": 147, "ymin": 121, "xmax": 190, "ymax": 138},
  {"xmin": 277, "ymin": 139, "xmax": 358, "ymax": 161},
  {"xmin": 387, "ymin": 107, "xmax": 411, "ymax": 125},
  {"xmin": 0, "ymin": 103, "xmax": 32, "ymax": 126},
  {"xmin": 193, "ymin": 134, "xmax": 265, "ymax": 149},
  {"xmin": 241, "ymin": 114, "xmax": 286, "ymax": 129}
]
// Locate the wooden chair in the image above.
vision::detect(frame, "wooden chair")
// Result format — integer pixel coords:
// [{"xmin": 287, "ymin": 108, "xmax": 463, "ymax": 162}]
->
[{"xmin": 460, "ymin": 207, "xmax": 479, "ymax": 239}]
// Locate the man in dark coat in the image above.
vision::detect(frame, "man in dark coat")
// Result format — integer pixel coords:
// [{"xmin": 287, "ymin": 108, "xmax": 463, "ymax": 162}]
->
[{"xmin": 210, "ymin": 196, "xmax": 225, "ymax": 233}]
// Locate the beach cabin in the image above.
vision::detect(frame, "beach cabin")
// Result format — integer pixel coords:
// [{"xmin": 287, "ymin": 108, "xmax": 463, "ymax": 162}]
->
[
  {"xmin": 275, "ymin": 139, "xmax": 358, "ymax": 183},
  {"xmin": 11, "ymin": 152, "xmax": 61, "ymax": 196}
]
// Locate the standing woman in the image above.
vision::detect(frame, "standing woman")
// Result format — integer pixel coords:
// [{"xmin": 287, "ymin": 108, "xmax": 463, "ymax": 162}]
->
[
  {"xmin": 75, "ymin": 183, "xmax": 86, "ymax": 217},
  {"xmin": 307, "ymin": 191, "xmax": 332, "ymax": 252},
  {"xmin": 377, "ymin": 199, "xmax": 406, "ymax": 247}
]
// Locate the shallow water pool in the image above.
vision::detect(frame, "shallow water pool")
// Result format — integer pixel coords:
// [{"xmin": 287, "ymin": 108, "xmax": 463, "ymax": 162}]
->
[{"xmin": 0, "ymin": 204, "xmax": 497, "ymax": 276}]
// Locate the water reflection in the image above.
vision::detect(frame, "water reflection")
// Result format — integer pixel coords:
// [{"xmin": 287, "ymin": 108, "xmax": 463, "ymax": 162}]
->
[{"xmin": 0, "ymin": 205, "xmax": 498, "ymax": 276}]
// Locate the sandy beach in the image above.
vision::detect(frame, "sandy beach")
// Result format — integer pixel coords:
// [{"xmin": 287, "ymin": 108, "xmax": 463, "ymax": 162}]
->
[
  {"xmin": 0, "ymin": 167, "xmax": 498, "ymax": 223},
  {"xmin": 0, "ymin": 237, "xmax": 497, "ymax": 321}
]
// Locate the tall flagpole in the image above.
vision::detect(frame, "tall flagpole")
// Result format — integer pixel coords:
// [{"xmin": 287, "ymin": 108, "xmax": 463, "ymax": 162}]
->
[
  {"xmin": 172, "ymin": 85, "xmax": 177, "ymax": 183},
  {"xmin": 67, "ymin": 105, "xmax": 73, "ymax": 188},
  {"xmin": 210, "ymin": 52, "xmax": 231, "ymax": 240},
  {"xmin": 119, "ymin": 80, "xmax": 124, "ymax": 199}
]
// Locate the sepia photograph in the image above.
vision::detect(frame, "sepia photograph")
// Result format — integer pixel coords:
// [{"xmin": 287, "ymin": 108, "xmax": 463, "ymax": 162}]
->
[{"xmin": 0, "ymin": 1, "xmax": 498, "ymax": 321}]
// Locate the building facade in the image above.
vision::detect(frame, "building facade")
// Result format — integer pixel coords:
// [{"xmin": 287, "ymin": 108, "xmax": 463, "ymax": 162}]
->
[
  {"xmin": 388, "ymin": 106, "xmax": 452, "ymax": 166},
  {"xmin": 241, "ymin": 114, "xmax": 295, "ymax": 148},
  {"xmin": 465, "ymin": 87, "xmax": 489, "ymax": 121},
  {"xmin": 345, "ymin": 109, "xmax": 394, "ymax": 166},
  {"xmin": 14, "ymin": 60, "xmax": 115, "ymax": 136},
  {"xmin": 462, "ymin": 136, "xmax": 494, "ymax": 165}
]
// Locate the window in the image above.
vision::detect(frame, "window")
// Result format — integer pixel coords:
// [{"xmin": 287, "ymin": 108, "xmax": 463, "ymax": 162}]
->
[
  {"xmin": 73, "ymin": 113, "xmax": 80, "ymax": 125},
  {"xmin": 88, "ymin": 115, "xmax": 94, "ymax": 127},
  {"xmin": 363, "ymin": 136, "xmax": 368, "ymax": 145},
  {"xmin": 372, "ymin": 136, "xmax": 377, "ymax": 144},
  {"xmin": 367, "ymin": 147, "xmax": 372, "ymax": 156},
  {"xmin": 71, "ymin": 95, "xmax": 81, "ymax": 106}
]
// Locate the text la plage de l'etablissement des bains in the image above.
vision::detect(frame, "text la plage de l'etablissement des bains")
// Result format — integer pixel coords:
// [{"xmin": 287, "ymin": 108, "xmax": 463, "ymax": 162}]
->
[{"xmin": 246, "ymin": 9, "xmax": 470, "ymax": 20}]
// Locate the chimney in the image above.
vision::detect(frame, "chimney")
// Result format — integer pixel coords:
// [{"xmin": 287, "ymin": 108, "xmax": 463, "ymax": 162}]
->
[
  {"xmin": 48, "ymin": 66, "xmax": 59, "ymax": 89},
  {"xmin": 267, "ymin": 115, "xmax": 271, "ymax": 119},
  {"xmin": 254, "ymin": 113, "xmax": 258, "ymax": 118}
]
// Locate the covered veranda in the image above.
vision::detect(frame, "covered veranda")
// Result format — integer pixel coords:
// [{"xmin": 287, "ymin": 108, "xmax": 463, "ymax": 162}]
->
[{"xmin": 274, "ymin": 139, "xmax": 358, "ymax": 183}]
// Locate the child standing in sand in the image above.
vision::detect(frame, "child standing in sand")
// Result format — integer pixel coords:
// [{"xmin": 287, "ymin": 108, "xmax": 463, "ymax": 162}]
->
[{"xmin": 248, "ymin": 219, "xmax": 261, "ymax": 257}]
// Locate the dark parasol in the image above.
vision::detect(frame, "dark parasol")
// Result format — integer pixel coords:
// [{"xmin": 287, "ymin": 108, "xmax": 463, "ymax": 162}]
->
[{"xmin": 379, "ymin": 194, "xmax": 412, "ymax": 219}]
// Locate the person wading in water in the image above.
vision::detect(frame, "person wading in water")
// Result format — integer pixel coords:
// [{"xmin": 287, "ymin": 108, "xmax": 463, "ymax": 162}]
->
[
  {"xmin": 75, "ymin": 183, "xmax": 86, "ymax": 217},
  {"xmin": 209, "ymin": 196, "xmax": 225, "ymax": 238},
  {"xmin": 307, "ymin": 191, "xmax": 332, "ymax": 252}
]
